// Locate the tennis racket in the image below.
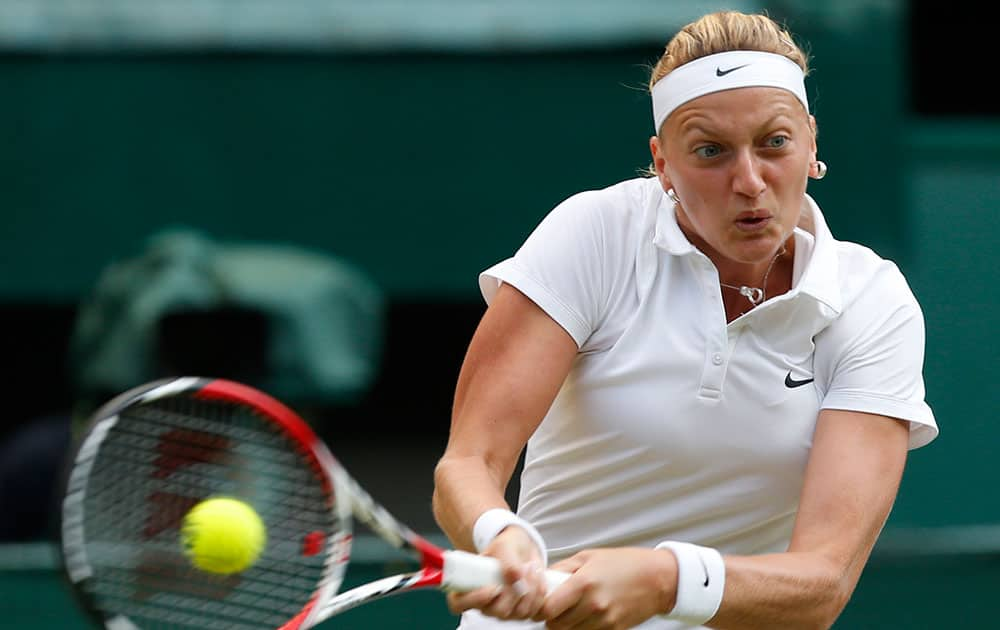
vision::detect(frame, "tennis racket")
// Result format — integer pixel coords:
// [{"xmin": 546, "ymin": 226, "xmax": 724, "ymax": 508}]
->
[{"xmin": 60, "ymin": 377, "xmax": 567, "ymax": 629}]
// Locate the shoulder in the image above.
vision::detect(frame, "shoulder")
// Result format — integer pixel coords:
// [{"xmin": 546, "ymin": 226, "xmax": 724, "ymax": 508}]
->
[
  {"xmin": 560, "ymin": 176, "xmax": 661, "ymax": 207},
  {"xmin": 545, "ymin": 176, "xmax": 661, "ymax": 244},
  {"xmin": 834, "ymin": 241, "xmax": 921, "ymax": 313},
  {"xmin": 813, "ymin": 238, "xmax": 926, "ymax": 361}
]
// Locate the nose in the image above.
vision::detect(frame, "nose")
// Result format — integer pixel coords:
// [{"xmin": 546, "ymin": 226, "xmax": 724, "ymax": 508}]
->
[{"xmin": 731, "ymin": 149, "xmax": 766, "ymax": 198}]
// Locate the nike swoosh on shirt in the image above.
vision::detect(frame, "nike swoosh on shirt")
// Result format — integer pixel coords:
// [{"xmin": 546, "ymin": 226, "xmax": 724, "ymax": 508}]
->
[
  {"xmin": 716, "ymin": 64, "xmax": 750, "ymax": 77},
  {"xmin": 785, "ymin": 372, "xmax": 815, "ymax": 388}
]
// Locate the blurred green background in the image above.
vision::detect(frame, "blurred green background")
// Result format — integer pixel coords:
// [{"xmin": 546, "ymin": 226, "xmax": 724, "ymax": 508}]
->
[{"xmin": 1, "ymin": 0, "xmax": 997, "ymax": 627}]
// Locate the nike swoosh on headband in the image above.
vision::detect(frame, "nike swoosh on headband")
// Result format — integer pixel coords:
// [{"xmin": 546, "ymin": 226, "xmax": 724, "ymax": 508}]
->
[{"xmin": 715, "ymin": 64, "xmax": 750, "ymax": 77}]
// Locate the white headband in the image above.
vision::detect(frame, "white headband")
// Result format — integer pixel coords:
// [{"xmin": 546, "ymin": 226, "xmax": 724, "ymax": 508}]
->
[{"xmin": 651, "ymin": 51, "xmax": 808, "ymax": 133}]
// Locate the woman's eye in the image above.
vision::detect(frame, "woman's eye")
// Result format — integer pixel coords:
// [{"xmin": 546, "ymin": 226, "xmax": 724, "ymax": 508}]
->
[
  {"xmin": 694, "ymin": 144, "xmax": 722, "ymax": 158},
  {"xmin": 766, "ymin": 135, "xmax": 789, "ymax": 148}
]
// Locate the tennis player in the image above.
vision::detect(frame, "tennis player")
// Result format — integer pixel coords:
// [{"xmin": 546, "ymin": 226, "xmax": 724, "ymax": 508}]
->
[{"xmin": 433, "ymin": 10, "xmax": 938, "ymax": 630}]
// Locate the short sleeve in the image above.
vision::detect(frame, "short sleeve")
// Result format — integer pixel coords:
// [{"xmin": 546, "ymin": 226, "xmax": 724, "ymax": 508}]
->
[
  {"xmin": 814, "ymin": 260, "xmax": 937, "ymax": 450},
  {"xmin": 479, "ymin": 191, "xmax": 611, "ymax": 349}
]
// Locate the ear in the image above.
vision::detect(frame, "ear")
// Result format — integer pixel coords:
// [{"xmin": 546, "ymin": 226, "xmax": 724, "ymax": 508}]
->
[
  {"xmin": 648, "ymin": 135, "xmax": 673, "ymax": 192},
  {"xmin": 808, "ymin": 114, "xmax": 818, "ymax": 160}
]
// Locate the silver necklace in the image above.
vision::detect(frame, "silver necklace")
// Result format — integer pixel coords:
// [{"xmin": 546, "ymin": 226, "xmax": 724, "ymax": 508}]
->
[{"xmin": 720, "ymin": 246, "xmax": 786, "ymax": 307}]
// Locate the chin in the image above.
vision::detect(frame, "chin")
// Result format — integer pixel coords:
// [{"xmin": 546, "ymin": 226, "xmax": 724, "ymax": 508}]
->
[{"xmin": 727, "ymin": 236, "xmax": 784, "ymax": 263}]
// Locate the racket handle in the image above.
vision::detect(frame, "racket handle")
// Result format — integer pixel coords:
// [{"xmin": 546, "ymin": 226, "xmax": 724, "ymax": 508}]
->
[{"xmin": 442, "ymin": 550, "xmax": 570, "ymax": 593}]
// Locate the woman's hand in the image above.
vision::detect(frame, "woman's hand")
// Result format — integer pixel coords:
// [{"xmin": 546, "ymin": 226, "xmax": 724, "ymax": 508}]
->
[
  {"xmin": 446, "ymin": 525, "xmax": 549, "ymax": 621},
  {"xmin": 534, "ymin": 548, "xmax": 678, "ymax": 630}
]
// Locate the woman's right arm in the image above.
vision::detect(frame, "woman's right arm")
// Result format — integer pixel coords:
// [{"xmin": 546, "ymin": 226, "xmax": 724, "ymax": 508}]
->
[{"xmin": 433, "ymin": 281, "xmax": 578, "ymax": 618}]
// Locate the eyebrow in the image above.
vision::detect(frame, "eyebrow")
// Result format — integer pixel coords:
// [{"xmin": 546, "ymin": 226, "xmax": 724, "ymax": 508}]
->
[{"xmin": 675, "ymin": 106, "xmax": 801, "ymax": 139}]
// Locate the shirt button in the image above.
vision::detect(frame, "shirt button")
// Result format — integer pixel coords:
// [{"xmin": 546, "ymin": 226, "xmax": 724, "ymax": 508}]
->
[{"xmin": 712, "ymin": 353, "xmax": 723, "ymax": 365}]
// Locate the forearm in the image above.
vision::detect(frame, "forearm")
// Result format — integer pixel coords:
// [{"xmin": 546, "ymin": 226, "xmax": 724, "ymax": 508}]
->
[
  {"xmin": 432, "ymin": 455, "xmax": 512, "ymax": 551},
  {"xmin": 708, "ymin": 551, "xmax": 853, "ymax": 630}
]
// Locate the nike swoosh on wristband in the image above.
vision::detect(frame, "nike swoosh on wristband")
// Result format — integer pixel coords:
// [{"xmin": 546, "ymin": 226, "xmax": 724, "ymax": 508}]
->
[
  {"xmin": 716, "ymin": 64, "xmax": 750, "ymax": 77},
  {"xmin": 785, "ymin": 372, "xmax": 815, "ymax": 388},
  {"xmin": 698, "ymin": 554, "xmax": 710, "ymax": 587}
]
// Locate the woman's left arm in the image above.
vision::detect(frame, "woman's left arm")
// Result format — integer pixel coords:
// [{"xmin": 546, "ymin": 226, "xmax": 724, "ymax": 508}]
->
[
  {"xmin": 706, "ymin": 408, "xmax": 909, "ymax": 629},
  {"xmin": 538, "ymin": 408, "xmax": 909, "ymax": 630}
]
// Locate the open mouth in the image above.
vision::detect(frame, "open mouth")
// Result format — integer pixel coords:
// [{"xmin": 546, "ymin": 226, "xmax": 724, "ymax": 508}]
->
[{"xmin": 735, "ymin": 216, "xmax": 772, "ymax": 231}]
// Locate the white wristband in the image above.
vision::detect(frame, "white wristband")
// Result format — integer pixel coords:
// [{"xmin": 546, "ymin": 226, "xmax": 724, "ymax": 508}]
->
[
  {"xmin": 472, "ymin": 508, "xmax": 548, "ymax": 566},
  {"xmin": 655, "ymin": 541, "xmax": 726, "ymax": 626}
]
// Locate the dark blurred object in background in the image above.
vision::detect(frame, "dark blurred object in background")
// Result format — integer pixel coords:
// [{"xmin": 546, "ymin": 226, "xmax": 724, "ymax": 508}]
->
[
  {"xmin": 0, "ymin": 415, "xmax": 71, "ymax": 541},
  {"xmin": 156, "ymin": 306, "xmax": 272, "ymax": 385},
  {"xmin": 908, "ymin": 0, "xmax": 997, "ymax": 116},
  {"xmin": 69, "ymin": 228, "xmax": 385, "ymax": 419}
]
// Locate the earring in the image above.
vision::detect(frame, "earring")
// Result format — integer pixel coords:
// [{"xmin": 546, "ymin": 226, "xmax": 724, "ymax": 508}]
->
[
  {"xmin": 667, "ymin": 188, "xmax": 680, "ymax": 204},
  {"xmin": 812, "ymin": 160, "xmax": 828, "ymax": 180}
]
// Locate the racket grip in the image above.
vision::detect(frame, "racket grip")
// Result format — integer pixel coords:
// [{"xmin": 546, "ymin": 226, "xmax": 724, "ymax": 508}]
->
[{"xmin": 442, "ymin": 550, "xmax": 570, "ymax": 593}]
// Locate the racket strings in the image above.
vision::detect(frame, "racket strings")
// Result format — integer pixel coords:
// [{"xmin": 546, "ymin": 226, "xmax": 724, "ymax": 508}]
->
[
  {"xmin": 73, "ymin": 395, "xmax": 348, "ymax": 629},
  {"xmin": 90, "ymin": 417, "xmax": 328, "ymax": 509}
]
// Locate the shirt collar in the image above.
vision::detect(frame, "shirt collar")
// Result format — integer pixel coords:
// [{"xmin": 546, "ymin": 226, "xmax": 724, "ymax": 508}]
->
[
  {"xmin": 651, "ymin": 189, "xmax": 842, "ymax": 314},
  {"xmin": 651, "ymin": 190, "xmax": 697, "ymax": 255},
  {"xmin": 791, "ymin": 194, "xmax": 842, "ymax": 314}
]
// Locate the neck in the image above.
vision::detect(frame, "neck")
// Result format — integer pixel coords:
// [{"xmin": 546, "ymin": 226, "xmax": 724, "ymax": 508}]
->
[{"xmin": 718, "ymin": 243, "xmax": 788, "ymax": 289}]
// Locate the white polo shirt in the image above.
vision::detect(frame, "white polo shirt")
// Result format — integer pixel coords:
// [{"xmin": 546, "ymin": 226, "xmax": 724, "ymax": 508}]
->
[{"xmin": 460, "ymin": 176, "xmax": 937, "ymax": 630}]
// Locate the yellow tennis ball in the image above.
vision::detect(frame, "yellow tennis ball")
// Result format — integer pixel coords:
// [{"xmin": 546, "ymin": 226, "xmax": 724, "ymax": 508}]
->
[{"xmin": 181, "ymin": 497, "xmax": 267, "ymax": 575}]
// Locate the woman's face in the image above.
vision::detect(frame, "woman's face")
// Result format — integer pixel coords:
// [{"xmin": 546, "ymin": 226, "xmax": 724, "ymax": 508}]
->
[{"xmin": 650, "ymin": 87, "xmax": 817, "ymax": 266}]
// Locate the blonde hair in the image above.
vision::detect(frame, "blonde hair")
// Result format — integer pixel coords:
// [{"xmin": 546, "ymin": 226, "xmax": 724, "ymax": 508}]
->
[{"xmin": 648, "ymin": 11, "xmax": 810, "ymax": 91}]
